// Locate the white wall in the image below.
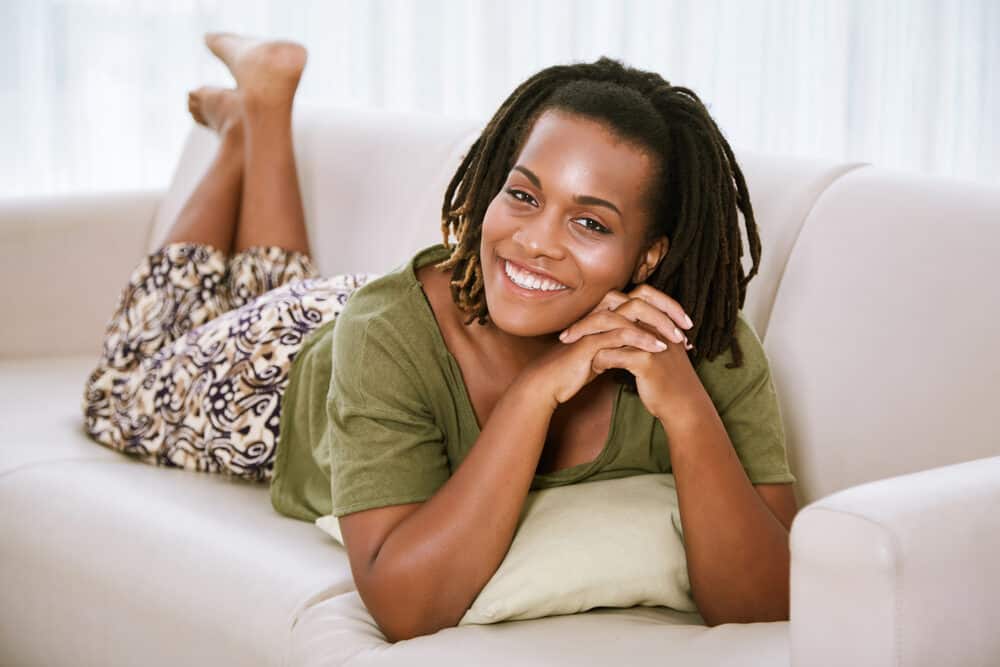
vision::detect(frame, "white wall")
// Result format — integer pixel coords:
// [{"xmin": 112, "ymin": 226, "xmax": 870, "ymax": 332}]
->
[{"xmin": 3, "ymin": 0, "xmax": 997, "ymax": 198}]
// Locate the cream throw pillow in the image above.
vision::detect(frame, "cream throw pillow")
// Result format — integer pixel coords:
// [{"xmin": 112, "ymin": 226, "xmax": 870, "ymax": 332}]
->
[{"xmin": 314, "ymin": 472, "xmax": 696, "ymax": 625}]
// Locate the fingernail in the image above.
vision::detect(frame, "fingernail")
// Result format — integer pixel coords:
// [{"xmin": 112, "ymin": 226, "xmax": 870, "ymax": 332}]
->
[
  {"xmin": 559, "ymin": 331, "xmax": 568, "ymax": 341},
  {"xmin": 673, "ymin": 326, "xmax": 682, "ymax": 341},
  {"xmin": 655, "ymin": 340, "xmax": 668, "ymax": 350},
  {"xmin": 683, "ymin": 314, "xmax": 694, "ymax": 329}
]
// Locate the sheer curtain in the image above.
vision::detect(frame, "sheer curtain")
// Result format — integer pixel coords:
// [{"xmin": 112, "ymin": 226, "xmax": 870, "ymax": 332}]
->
[{"xmin": 3, "ymin": 0, "xmax": 997, "ymax": 198}]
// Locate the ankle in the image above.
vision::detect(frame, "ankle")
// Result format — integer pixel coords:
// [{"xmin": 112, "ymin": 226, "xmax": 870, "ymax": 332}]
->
[
  {"xmin": 219, "ymin": 118, "xmax": 244, "ymax": 147},
  {"xmin": 241, "ymin": 92, "xmax": 295, "ymax": 120}
]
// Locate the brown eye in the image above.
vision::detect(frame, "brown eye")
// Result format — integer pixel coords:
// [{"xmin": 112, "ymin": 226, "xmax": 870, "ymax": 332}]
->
[
  {"xmin": 505, "ymin": 188, "xmax": 538, "ymax": 206},
  {"xmin": 573, "ymin": 217, "xmax": 610, "ymax": 234}
]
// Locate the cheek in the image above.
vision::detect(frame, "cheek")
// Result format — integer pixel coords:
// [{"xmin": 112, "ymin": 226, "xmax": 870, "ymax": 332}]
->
[
  {"xmin": 480, "ymin": 198, "xmax": 512, "ymax": 241},
  {"xmin": 574, "ymin": 246, "xmax": 633, "ymax": 293}
]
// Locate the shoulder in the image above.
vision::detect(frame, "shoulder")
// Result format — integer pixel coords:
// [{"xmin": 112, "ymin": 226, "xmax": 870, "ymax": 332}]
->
[
  {"xmin": 334, "ymin": 243, "xmax": 451, "ymax": 339},
  {"xmin": 333, "ymin": 278, "xmax": 427, "ymax": 368},
  {"xmin": 331, "ymin": 268, "xmax": 446, "ymax": 397},
  {"xmin": 695, "ymin": 310, "xmax": 767, "ymax": 371},
  {"xmin": 694, "ymin": 311, "xmax": 773, "ymax": 413}
]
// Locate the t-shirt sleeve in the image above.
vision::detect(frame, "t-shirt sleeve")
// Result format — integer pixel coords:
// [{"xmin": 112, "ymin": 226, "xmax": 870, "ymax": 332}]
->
[
  {"xmin": 327, "ymin": 302, "xmax": 451, "ymax": 517},
  {"xmin": 696, "ymin": 313, "xmax": 797, "ymax": 485}
]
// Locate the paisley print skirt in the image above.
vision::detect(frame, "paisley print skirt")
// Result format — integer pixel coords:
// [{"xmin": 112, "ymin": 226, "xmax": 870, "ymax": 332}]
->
[{"xmin": 81, "ymin": 242, "xmax": 380, "ymax": 482}]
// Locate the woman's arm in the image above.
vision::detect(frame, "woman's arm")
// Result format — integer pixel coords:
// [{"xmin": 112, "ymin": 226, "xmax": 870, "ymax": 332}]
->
[
  {"xmin": 659, "ymin": 387, "xmax": 794, "ymax": 626},
  {"xmin": 343, "ymin": 368, "xmax": 555, "ymax": 642},
  {"xmin": 564, "ymin": 293, "xmax": 797, "ymax": 626}
]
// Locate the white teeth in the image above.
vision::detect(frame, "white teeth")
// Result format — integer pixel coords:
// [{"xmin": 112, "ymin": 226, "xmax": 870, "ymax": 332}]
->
[{"xmin": 504, "ymin": 260, "xmax": 567, "ymax": 292}]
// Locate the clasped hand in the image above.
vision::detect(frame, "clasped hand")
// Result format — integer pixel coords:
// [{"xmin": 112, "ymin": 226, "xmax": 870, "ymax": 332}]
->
[{"xmin": 528, "ymin": 284, "xmax": 699, "ymax": 419}]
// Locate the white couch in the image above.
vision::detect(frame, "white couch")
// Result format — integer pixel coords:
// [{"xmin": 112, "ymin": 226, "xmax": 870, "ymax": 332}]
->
[{"xmin": 2, "ymin": 105, "xmax": 998, "ymax": 667}]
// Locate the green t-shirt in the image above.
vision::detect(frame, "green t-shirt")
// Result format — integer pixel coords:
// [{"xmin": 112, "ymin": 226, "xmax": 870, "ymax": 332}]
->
[{"xmin": 270, "ymin": 243, "xmax": 796, "ymax": 522}]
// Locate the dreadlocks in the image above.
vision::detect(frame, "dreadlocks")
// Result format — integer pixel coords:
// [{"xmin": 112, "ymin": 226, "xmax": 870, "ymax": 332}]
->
[{"xmin": 434, "ymin": 57, "xmax": 761, "ymax": 391}]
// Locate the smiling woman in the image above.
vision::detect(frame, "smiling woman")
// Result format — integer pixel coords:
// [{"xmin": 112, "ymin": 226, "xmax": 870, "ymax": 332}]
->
[
  {"xmin": 80, "ymin": 35, "xmax": 797, "ymax": 644},
  {"xmin": 276, "ymin": 59, "xmax": 798, "ymax": 637},
  {"xmin": 479, "ymin": 110, "xmax": 662, "ymax": 339}
]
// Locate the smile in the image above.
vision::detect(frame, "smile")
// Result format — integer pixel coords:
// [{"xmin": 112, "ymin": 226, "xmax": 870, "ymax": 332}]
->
[{"xmin": 502, "ymin": 259, "xmax": 569, "ymax": 293}]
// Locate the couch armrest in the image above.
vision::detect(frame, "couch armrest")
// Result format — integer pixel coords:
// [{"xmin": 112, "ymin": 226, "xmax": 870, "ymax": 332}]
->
[
  {"xmin": 0, "ymin": 190, "xmax": 162, "ymax": 359},
  {"xmin": 789, "ymin": 455, "xmax": 1000, "ymax": 667}
]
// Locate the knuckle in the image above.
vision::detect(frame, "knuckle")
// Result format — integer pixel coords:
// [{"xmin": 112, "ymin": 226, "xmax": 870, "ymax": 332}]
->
[
  {"xmin": 631, "ymin": 329, "xmax": 654, "ymax": 346},
  {"xmin": 612, "ymin": 328, "xmax": 632, "ymax": 343},
  {"xmin": 617, "ymin": 298, "xmax": 641, "ymax": 314},
  {"xmin": 635, "ymin": 284, "xmax": 661, "ymax": 300},
  {"xmin": 599, "ymin": 290, "xmax": 625, "ymax": 308},
  {"xmin": 597, "ymin": 310, "xmax": 624, "ymax": 327},
  {"xmin": 634, "ymin": 283, "xmax": 654, "ymax": 297}
]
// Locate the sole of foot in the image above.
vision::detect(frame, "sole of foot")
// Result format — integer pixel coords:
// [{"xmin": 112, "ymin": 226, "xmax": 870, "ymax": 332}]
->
[
  {"xmin": 187, "ymin": 86, "xmax": 244, "ymax": 137},
  {"xmin": 204, "ymin": 32, "xmax": 307, "ymax": 106}
]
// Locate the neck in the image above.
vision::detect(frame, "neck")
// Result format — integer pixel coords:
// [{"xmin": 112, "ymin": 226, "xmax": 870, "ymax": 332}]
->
[{"xmin": 470, "ymin": 317, "xmax": 562, "ymax": 378}]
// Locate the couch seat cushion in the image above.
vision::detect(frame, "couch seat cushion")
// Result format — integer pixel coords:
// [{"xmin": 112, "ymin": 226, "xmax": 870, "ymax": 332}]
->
[{"xmin": 1, "ymin": 357, "xmax": 790, "ymax": 666}]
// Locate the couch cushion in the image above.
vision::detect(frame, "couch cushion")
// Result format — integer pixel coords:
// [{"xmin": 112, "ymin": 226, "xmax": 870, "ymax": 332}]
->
[
  {"xmin": 289, "ymin": 591, "xmax": 788, "ymax": 667},
  {"xmin": 148, "ymin": 106, "xmax": 866, "ymax": 339},
  {"xmin": 0, "ymin": 192, "xmax": 160, "ymax": 359},
  {"xmin": 729, "ymin": 153, "xmax": 867, "ymax": 338},
  {"xmin": 149, "ymin": 106, "xmax": 483, "ymax": 281},
  {"xmin": 0, "ymin": 356, "xmax": 126, "ymax": 473},
  {"xmin": 0, "ymin": 356, "xmax": 792, "ymax": 666},
  {"xmin": 765, "ymin": 166, "xmax": 1000, "ymax": 505},
  {"xmin": 316, "ymin": 473, "xmax": 697, "ymax": 627},
  {"xmin": 0, "ymin": 357, "xmax": 356, "ymax": 667}
]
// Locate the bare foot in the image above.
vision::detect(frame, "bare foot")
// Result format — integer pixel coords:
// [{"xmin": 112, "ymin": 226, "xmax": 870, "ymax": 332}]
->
[
  {"xmin": 204, "ymin": 32, "xmax": 307, "ymax": 106},
  {"xmin": 187, "ymin": 86, "xmax": 243, "ymax": 137}
]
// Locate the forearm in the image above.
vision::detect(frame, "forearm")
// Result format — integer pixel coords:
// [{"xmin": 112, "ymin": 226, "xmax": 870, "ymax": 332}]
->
[
  {"xmin": 659, "ymin": 390, "xmax": 791, "ymax": 625},
  {"xmin": 368, "ymin": 371, "xmax": 554, "ymax": 641}
]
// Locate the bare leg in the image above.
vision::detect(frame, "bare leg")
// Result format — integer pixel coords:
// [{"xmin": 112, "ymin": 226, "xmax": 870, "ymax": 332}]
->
[
  {"xmin": 205, "ymin": 33, "xmax": 312, "ymax": 258},
  {"xmin": 160, "ymin": 87, "xmax": 245, "ymax": 254}
]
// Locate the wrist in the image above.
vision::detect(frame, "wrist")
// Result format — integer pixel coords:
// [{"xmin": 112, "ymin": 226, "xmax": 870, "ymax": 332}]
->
[
  {"xmin": 654, "ymin": 385, "xmax": 714, "ymax": 433},
  {"xmin": 514, "ymin": 367, "xmax": 559, "ymax": 414}
]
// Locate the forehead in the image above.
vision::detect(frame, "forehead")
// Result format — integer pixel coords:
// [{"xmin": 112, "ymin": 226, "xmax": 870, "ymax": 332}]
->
[{"xmin": 511, "ymin": 109, "xmax": 656, "ymax": 213}]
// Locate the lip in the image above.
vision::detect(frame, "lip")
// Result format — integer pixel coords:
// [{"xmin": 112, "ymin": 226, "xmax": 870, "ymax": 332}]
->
[
  {"xmin": 498, "ymin": 257, "xmax": 570, "ymax": 298},
  {"xmin": 500, "ymin": 257, "xmax": 567, "ymax": 286}
]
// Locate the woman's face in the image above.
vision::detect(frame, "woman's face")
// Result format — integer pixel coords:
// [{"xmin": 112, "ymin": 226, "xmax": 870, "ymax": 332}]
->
[{"xmin": 479, "ymin": 108, "xmax": 664, "ymax": 338}]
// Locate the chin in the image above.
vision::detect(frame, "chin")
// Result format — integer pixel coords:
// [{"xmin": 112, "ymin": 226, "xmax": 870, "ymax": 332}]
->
[
  {"xmin": 481, "ymin": 273, "xmax": 572, "ymax": 339},
  {"xmin": 479, "ymin": 245, "xmax": 603, "ymax": 338}
]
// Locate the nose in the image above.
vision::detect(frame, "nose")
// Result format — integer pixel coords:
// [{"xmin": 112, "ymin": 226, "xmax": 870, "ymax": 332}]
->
[{"xmin": 511, "ymin": 210, "xmax": 565, "ymax": 259}]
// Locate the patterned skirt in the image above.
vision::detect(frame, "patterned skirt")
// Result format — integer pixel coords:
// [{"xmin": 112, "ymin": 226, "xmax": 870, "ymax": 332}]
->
[{"xmin": 81, "ymin": 242, "xmax": 380, "ymax": 483}]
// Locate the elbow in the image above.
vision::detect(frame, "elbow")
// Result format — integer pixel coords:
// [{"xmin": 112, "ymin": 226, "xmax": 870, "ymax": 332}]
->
[
  {"xmin": 377, "ymin": 609, "xmax": 459, "ymax": 644},
  {"xmin": 694, "ymin": 578, "xmax": 790, "ymax": 626},
  {"xmin": 698, "ymin": 596, "xmax": 790, "ymax": 627},
  {"xmin": 702, "ymin": 608, "xmax": 789, "ymax": 627},
  {"xmin": 356, "ymin": 558, "xmax": 462, "ymax": 643},
  {"xmin": 380, "ymin": 622, "xmax": 418, "ymax": 645},
  {"xmin": 378, "ymin": 595, "xmax": 466, "ymax": 643}
]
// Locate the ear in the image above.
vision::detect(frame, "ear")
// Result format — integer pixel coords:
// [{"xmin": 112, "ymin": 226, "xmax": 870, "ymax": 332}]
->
[{"xmin": 631, "ymin": 235, "xmax": 669, "ymax": 284}]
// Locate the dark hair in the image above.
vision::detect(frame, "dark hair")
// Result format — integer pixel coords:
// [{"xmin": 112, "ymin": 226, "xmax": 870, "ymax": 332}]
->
[{"xmin": 435, "ymin": 56, "xmax": 761, "ymax": 390}]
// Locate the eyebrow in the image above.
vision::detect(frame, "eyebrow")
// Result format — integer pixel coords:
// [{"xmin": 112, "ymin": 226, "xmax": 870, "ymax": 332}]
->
[{"xmin": 512, "ymin": 165, "xmax": 623, "ymax": 218}]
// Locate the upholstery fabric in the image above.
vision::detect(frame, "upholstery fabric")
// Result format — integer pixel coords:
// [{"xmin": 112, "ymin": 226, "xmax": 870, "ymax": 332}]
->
[
  {"xmin": 314, "ymin": 473, "xmax": 695, "ymax": 626},
  {"xmin": 2, "ymin": 105, "xmax": 998, "ymax": 666}
]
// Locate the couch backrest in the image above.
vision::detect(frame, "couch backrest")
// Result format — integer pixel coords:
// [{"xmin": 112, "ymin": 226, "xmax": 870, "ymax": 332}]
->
[
  {"xmin": 765, "ymin": 167, "xmax": 1000, "ymax": 504},
  {"xmin": 150, "ymin": 106, "xmax": 483, "ymax": 282},
  {"xmin": 150, "ymin": 104, "xmax": 865, "ymax": 339},
  {"xmin": 150, "ymin": 105, "xmax": 999, "ymax": 507}
]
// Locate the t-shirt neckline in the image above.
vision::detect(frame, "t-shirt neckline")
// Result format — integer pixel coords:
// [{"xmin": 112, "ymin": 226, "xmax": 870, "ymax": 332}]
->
[{"xmin": 405, "ymin": 243, "xmax": 622, "ymax": 482}]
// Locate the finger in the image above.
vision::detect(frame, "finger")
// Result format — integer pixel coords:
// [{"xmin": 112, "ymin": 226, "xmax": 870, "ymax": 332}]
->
[
  {"xmin": 591, "ymin": 346, "xmax": 653, "ymax": 375},
  {"xmin": 612, "ymin": 297, "xmax": 689, "ymax": 344},
  {"xmin": 561, "ymin": 309, "xmax": 667, "ymax": 347},
  {"xmin": 586, "ymin": 289, "xmax": 631, "ymax": 317},
  {"xmin": 585, "ymin": 324, "xmax": 669, "ymax": 354},
  {"xmin": 561, "ymin": 305, "xmax": 686, "ymax": 346},
  {"xmin": 627, "ymin": 284, "xmax": 694, "ymax": 330},
  {"xmin": 632, "ymin": 319, "xmax": 694, "ymax": 352}
]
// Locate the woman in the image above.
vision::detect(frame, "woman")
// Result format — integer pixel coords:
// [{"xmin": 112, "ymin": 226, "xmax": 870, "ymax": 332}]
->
[{"xmin": 82, "ymin": 33, "xmax": 798, "ymax": 639}]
